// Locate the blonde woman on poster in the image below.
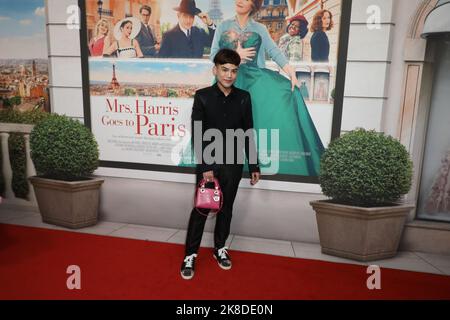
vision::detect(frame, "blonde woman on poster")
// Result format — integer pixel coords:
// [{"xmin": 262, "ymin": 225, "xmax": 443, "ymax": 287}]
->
[
  {"xmin": 209, "ymin": 0, "xmax": 324, "ymax": 176},
  {"xmin": 89, "ymin": 18, "xmax": 111, "ymax": 57}
]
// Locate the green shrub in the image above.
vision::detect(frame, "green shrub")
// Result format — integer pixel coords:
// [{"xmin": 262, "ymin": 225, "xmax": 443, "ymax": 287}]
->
[
  {"xmin": 9, "ymin": 133, "xmax": 28, "ymax": 199},
  {"xmin": 319, "ymin": 128, "xmax": 413, "ymax": 207},
  {"xmin": 0, "ymin": 108, "xmax": 50, "ymax": 124},
  {"xmin": 30, "ymin": 114, "xmax": 99, "ymax": 180}
]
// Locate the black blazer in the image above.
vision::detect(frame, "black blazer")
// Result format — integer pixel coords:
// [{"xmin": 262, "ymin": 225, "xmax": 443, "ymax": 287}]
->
[
  {"xmin": 159, "ymin": 24, "xmax": 215, "ymax": 58},
  {"xmin": 191, "ymin": 84, "xmax": 260, "ymax": 174},
  {"xmin": 310, "ymin": 31, "xmax": 330, "ymax": 62},
  {"xmin": 135, "ymin": 22, "xmax": 158, "ymax": 57}
]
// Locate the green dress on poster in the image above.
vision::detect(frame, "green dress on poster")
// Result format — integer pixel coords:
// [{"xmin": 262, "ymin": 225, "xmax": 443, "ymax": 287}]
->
[
  {"xmin": 179, "ymin": 19, "xmax": 324, "ymax": 176},
  {"xmin": 221, "ymin": 30, "xmax": 324, "ymax": 176}
]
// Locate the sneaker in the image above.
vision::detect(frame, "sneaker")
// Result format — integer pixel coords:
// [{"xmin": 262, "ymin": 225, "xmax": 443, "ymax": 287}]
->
[
  {"xmin": 213, "ymin": 247, "xmax": 232, "ymax": 270},
  {"xmin": 180, "ymin": 253, "xmax": 197, "ymax": 280}
]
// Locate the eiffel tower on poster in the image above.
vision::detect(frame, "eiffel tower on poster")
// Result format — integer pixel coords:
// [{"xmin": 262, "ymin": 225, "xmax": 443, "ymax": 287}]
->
[
  {"xmin": 208, "ymin": 0, "xmax": 223, "ymax": 25},
  {"xmin": 109, "ymin": 64, "xmax": 120, "ymax": 90}
]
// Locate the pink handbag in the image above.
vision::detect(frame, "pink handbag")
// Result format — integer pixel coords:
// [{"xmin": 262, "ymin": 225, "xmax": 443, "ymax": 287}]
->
[{"xmin": 194, "ymin": 178, "xmax": 223, "ymax": 216}]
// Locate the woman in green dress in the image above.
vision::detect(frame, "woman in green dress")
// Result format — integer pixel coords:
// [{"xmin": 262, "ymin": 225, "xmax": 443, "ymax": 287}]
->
[{"xmin": 208, "ymin": 0, "xmax": 324, "ymax": 176}]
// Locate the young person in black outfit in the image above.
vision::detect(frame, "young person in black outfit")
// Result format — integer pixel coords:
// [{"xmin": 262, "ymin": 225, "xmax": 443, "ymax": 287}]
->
[{"xmin": 181, "ymin": 49, "xmax": 261, "ymax": 280}]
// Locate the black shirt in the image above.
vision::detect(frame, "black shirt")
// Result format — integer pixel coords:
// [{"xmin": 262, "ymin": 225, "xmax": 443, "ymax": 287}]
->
[{"xmin": 191, "ymin": 83, "xmax": 260, "ymax": 174}]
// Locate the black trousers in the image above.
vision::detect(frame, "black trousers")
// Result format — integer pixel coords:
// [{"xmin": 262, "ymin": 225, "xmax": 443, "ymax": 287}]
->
[{"xmin": 185, "ymin": 165, "xmax": 243, "ymax": 256}]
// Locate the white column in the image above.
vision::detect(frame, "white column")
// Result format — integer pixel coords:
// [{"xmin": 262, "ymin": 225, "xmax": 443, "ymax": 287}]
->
[
  {"xmin": 23, "ymin": 134, "xmax": 37, "ymax": 203},
  {"xmin": 0, "ymin": 132, "xmax": 14, "ymax": 199}
]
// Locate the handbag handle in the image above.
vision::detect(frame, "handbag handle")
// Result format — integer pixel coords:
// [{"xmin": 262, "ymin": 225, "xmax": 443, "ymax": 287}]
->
[{"xmin": 198, "ymin": 177, "xmax": 220, "ymax": 190}]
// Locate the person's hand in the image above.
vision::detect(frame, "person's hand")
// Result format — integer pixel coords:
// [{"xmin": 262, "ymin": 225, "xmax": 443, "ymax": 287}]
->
[
  {"xmin": 282, "ymin": 64, "xmax": 299, "ymax": 91},
  {"xmin": 236, "ymin": 40, "xmax": 256, "ymax": 63},
  {"xmin": 198, "ymin": 12, "xmax": 213, "ymax": 26},
  {"xmin": 250, "ymin": 172, "xmax": 260, "ymax": 186},
  {"xmin": 203, "ymin": 170, "xmax": 214, "ymax": 182},
  {"xmin": 155, "ymin": 43, "xmax": 161, "ymax": 51}
]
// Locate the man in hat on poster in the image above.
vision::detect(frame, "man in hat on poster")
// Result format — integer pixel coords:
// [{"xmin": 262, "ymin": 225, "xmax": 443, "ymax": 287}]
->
[{"xmin": 159, "ymin": 0, "xmax": 216, "ymax": 58}]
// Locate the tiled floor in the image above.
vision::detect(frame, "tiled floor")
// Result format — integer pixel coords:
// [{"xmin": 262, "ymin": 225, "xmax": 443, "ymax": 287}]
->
[{"xmin": 1, "ymin": 208, "xmax": 449, "ymax": 276}]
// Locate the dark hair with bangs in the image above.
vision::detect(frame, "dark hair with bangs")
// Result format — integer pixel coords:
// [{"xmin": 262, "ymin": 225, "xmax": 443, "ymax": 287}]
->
[{"xmin": 213, "ymin": 49, "xmax": 241, "ymax": 66}]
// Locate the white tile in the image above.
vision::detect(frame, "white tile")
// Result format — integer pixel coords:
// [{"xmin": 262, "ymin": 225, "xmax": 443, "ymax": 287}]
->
[
  {"xmin": 5, "ymin": 214, "xmax": 66, "ymax": 230},
  {"xmin": 47, "ymin": 24, "xmax": 81, "ymax": 56},
  {"xmin": 47, "ymin": 0, "xmax": 79, "ymax": 24},
  {"xmin": 292, "ymin": 242, "xmax": 367, "ymax": 266},
  {"xmin": 109, "ymin": 225, "xmax": 178, "ymax": 242},
  {"xmin": 0, "ymin": 208, "xmax": 38, "ymax": 215},
  {"xmin": 166, "ymin": 230, "xmax": 234, "ymax": 248},
  {"xmin": 75, "ymin": 227, "xmax": 117, "ymax": 236},
  {"xmin": 291, "ymin": 244, "xmax": 428, "ymax": 268},
  {"xmin": 3, "ymin": 213, "xmax": 125, "ymax": 234},
  {"xmin": 96, "ymin": 221, "xmax": 127, "ymax": 229},
  {"xmin": 166, "ymin": 230, "xmax": 187, "ymax": 245},
  {"xmin": 351, "ymin": 0, "xmax": 394, "ymax": 23},
  {"xmin": 342, "ymin": 97, "xmax": 384, "ymax": 132},
  {"xmin": 300, "ymin": 251, "xmax": 368, "ymax": 266},
  {"xmin": 71, "ymin": 221, "xmax": 127, "ymax": 236},
  {"xmin": 344, "ymin": 62, "xmax": 389, "ymax": 98},
  {"xmin": 50, "ymin": 87, "xmax": 84, "ymax": 117},
  {"xmin": 414, "ymin": 252, "xmax": 450, "ymax": 269},
  {"xmin": 438, "ymin": 266, "xmax": 450, "ymax": 276},
  {"xmin": 368, "ymin": 256, "xmax": 443, "ymax": 275},
  {"xmin": 123, "ymin": 223, "xmax": 179, "ymax": 236},
  {"xmin": 48, "ymin": 56, "xmax": 82, "ymax": 87},
  {"xmin": 291, "ymin": 241, "xmax": 322, "ymax": 252},
  {"xmin": 230, "ymin": 236, "xmax": 295, "ymax": 257},
  {"xmin": 395, "ymin": 251, "xmax": 424, "ymax": 259},
  {"xmin": 0, "ymin": 210, "xmax": 38, "ymax": 223},
  {"xmin": 233, "ymin": 235, "xmax": 293, "ymax": 246},
  {"xmin": 347, "ymin": 24, "xmax": 393, "ymax": 61}
]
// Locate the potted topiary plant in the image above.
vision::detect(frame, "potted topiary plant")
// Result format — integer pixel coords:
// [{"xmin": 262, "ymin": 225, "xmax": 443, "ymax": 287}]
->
[
  {"xmin": 29, "ymin": 114, "xmax": 103, "ymax": 229},
  {"xmin": 310, "ymin": 128, "xmax": 414, "ymax": 261}
]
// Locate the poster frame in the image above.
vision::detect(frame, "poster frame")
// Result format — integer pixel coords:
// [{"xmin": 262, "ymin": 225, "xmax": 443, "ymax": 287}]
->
[{"xmin": 78, "ymin": 0, "xmax": 353, "ymax": 184}]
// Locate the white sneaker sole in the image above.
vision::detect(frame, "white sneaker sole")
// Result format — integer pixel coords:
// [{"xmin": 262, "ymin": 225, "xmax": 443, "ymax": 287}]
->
[
  {"xmin": 213, "ymin": 254, "xmax": 232, "ymax": 270},
  {"xmin": 180, "ymin": 271, "xmax": 194, "ymax": 280}
]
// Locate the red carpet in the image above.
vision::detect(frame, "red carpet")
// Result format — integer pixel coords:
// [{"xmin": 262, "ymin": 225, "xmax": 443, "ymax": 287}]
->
[{"xmin": 1, "ymin": 223, "xmax": 449, "ymax": 300}]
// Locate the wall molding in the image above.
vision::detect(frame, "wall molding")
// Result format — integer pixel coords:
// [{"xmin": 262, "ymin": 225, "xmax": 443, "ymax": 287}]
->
[{"xmin": 398, "ymin": 0, "xmax": 439, "ymax": 223}]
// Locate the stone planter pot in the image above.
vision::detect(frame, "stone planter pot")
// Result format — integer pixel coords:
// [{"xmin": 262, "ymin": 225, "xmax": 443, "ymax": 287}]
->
[
  {"xmin": 310, "ymin": 200, "xmax": 415, "ymax": 262},
  {"xmin": 29, "ymin": 176, "xmax": 104, "ymax": 229}
]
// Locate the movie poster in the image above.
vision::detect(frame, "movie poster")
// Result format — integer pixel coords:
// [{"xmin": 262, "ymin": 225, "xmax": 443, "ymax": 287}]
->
[{"xmin": 83, "ymin": 0, "xmax": 345, "ymax": 178}]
